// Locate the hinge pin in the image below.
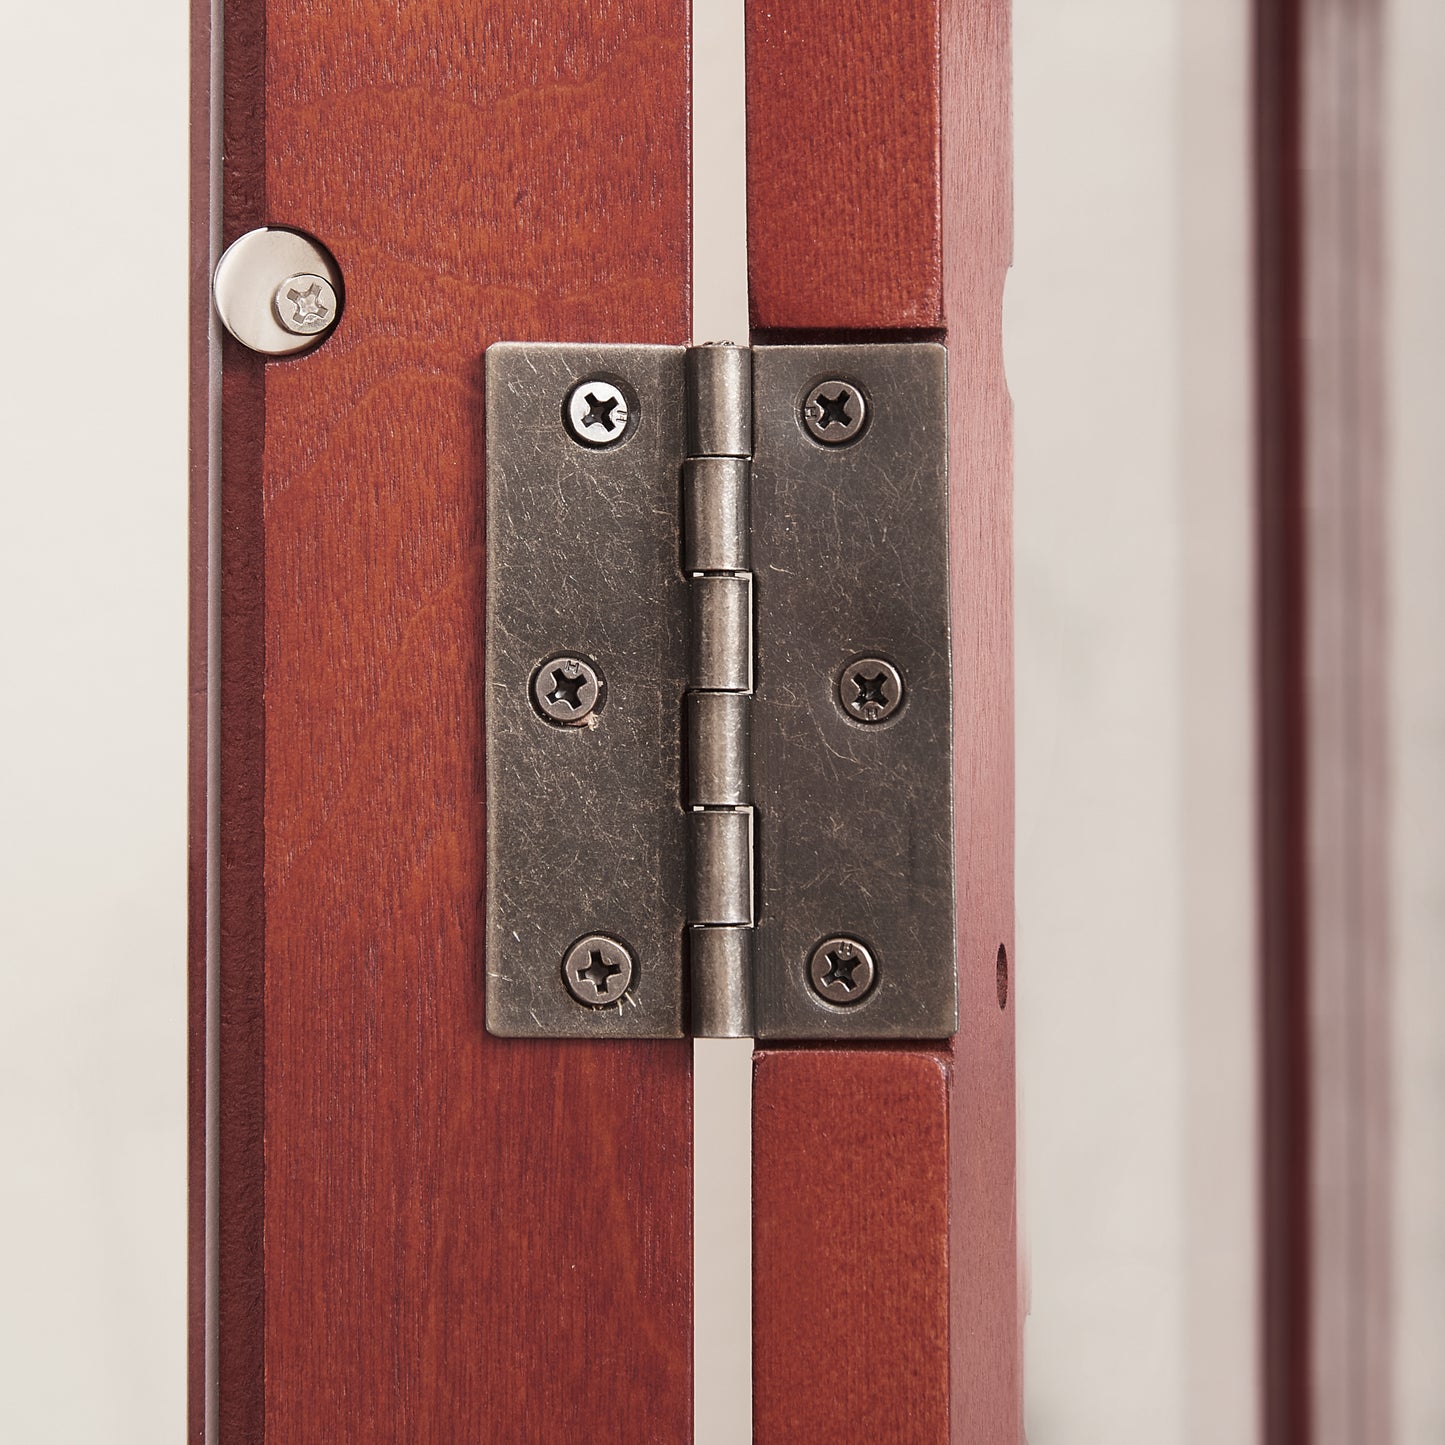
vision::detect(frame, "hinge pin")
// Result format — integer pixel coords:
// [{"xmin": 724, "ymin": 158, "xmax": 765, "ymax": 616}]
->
[
  {"xmin": 690, "ymin": 927, "xmax": 753, "ymax": 1036},
  {"xmin": 685, "ymin": 343, "xmax": 751, "ymax": 458},
  {"xmin": 684, "ymin": 345, "xmax": 756, "ymax": 1038}
]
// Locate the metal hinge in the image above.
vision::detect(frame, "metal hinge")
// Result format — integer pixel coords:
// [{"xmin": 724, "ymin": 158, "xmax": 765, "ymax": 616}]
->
[{"xmin": 485, "ymin": 341, "xmax": 955, "ymax": 1041}]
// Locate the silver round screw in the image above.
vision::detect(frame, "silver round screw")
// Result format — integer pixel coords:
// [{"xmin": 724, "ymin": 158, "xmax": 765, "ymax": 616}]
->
[
  {"xmin": 802, "ymin": 379, "xmax": 867, "ymax": 444},
  {"xmin": 273, "ymin": 273, "xmax": 339, "ymax": 336},
  {"xmin": 565, "ymin": 378, "xmax": 631, "ymax": 447},
  {"xmin": 531, "ymin": 655, "xmax": 604, "ymax": 726},
  {"xmin": 807, "ymin": 936, "xmax": 877, "ymax": 1005},
  {"xmin": 563, "ymin": 934, "xmax": 635, "ymax": 1007},
  {"xmin": 839, "ymin": 657, "xmax": 904, "ymax": 724}
]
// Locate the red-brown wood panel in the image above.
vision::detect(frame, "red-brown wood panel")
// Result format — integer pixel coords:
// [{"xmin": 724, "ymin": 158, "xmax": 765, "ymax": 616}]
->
[
  {"xmin": 191, "ymin": 3, "xmax": 694, "ymax": 1440},
  {"xmin": 748, "ymin": 2, "xmax": 1017, "ymax": 1440},
  {"xmin": 754, "ymin": 1050, "xmax": 952, "ymax": 1441},
  {"xmin": 745, "ymin": 0, "xmax": 943, "ymax": 333}
]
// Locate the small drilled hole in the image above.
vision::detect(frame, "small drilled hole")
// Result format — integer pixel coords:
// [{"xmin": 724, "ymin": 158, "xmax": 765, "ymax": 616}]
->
[{"xmin": 996, "ymin": 944, "xmax": 1008, "ymax": 1009}]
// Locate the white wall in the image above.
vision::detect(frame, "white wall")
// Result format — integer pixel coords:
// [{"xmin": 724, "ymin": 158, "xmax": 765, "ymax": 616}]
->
[
  {"xmin": 692, "ymin": 5, "xmax": 753, "ymax": 1441},
  {"xmin": 1010, "ymin": 2, "xmax": 1258, "ymax": 1439},
  {"xmin": 0, "ymin": 2, "xmax": 190, "ymax": 1441},
  {"xmin": 1388, "ymin": 4, "xmax": 1445, "ymax": 1440}
]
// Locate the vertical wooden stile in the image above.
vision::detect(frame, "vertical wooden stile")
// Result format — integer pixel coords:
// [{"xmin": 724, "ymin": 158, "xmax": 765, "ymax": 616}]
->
[
  {"xmin": 190, "ymin": 3, "xmax": 696, "ymax": 1439},
  {"xmin": 746, "ymin": 2, "xmax": 1018, "ymax": 1440}
]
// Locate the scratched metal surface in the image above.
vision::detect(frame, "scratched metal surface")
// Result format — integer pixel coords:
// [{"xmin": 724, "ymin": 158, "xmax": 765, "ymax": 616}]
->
[
  {"xmin": 750, "ymin": 343, "xmax": 957, "ymax": 1039},
  {"xmin": 485, "ymin": 343, "xmax": 688, "ymax": 1037}
]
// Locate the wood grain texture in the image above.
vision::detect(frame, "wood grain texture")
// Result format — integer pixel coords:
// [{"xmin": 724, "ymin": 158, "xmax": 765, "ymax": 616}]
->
[
  {"xmin": 748, "ymin": 2, "xmax": 1017, "ymax": 1440},
  {"xmin": 1255, "ymin": 1, "xmax": 1390, "ymax": 1441},
  {"xmin": 194, "ymin": 2, "xmax": 695, "ymax": 1440},
  {"xmin": 753, "ymin": 1050, "xmax": 952, "ymax": 1443},
  {"xmin": 745, "ymin": 0, "xmax": 943, "ymax": 334}
]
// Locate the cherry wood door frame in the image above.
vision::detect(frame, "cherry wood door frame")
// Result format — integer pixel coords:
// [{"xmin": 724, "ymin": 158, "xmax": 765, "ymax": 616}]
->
[
  {"xmin": 746, "ymin": 3, "xmax": 1018, "ymax": 1440},
  {"xmin": 1254, "ymin": 1, "xmax": 1390, "ymax": 1442},
  {"xmin": 188, "ymin": 3, "xmax": 695, "ymax": 1439}
]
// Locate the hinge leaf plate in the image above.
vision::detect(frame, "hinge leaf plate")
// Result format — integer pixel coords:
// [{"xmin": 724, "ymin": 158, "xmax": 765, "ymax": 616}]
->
[
  {"xmin": 750, "ymin": 343, "xmax": 957, "ymax": 1038},
  {"xmin": 485, "ymin": 343, "xmax": 688, "ymax": 1037},
  {"xmin": 484, "ymin": 340, "xmax": 957, "ymax": 1041}
]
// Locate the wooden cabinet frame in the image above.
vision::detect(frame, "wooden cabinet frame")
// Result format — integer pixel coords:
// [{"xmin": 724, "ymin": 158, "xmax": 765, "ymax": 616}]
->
[{"xmin": 188, "ymin": 0, "xmax": 1392, "ymax": 1439}]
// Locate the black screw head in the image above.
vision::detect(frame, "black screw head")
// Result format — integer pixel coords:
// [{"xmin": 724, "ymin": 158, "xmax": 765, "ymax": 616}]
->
[
  {"xmin": 807, "ymin": 936, "xmax": 877, "ymax": 1005},
  {"xmin": 562, "ymin": 934, "xmax": 635, "ymax": 1007},
  {"xmin": 802, "ymin": 379, "xmax": 867, "ymax": 444},
  {"xmin": 531, "ymin": 655, "xmax": 605, "ymax": 726},
  {"xmin": 839, "ymin": 657, "xmax": 903, "ymax": 724}
]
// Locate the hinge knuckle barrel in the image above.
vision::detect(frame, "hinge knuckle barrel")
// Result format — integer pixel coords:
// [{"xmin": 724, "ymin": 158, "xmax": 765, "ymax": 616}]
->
[
  {"xmin": 683, "ymin": 348, "xmax": 757, "ymax": 1036},
  {"xmin": 683, "ymin": 458, "xmax": 750, "ymax": 573},
  {"xmin": 685, "ymin": 344, "xmax": 752, "ymax": 458},
  {"xmin": 689, "ymin": 926, "xmax": 754, "ymax": 1037},
  {"xmin": 686, "ymin": 692, "xmax": 750, "ymax": 806},
  {"xmin": 690, "ymin": 575, "xmax": 753, "ymax": 692},
  {"xmin": 687, "ymin": 809, "xmax": 754, "ymax": 925}
]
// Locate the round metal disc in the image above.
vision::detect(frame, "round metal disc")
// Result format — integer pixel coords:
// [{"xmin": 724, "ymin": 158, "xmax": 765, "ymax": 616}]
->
[{"xmin": 212, "ymin": 228, "xmax": 343, "ymax": 356}]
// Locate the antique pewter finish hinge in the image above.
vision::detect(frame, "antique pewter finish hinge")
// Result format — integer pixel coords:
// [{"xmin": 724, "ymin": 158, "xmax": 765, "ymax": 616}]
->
[{"xmin": 485, "ymin": 341, "xmax": 955, "ymax": 1041}]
